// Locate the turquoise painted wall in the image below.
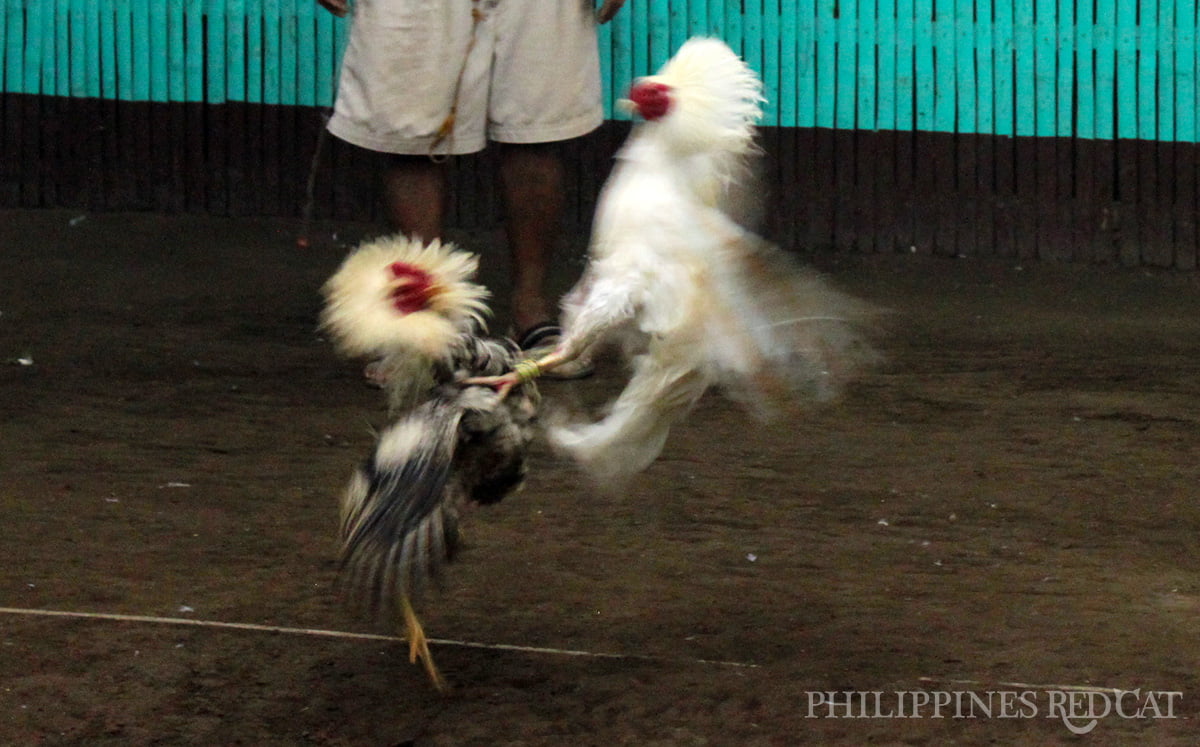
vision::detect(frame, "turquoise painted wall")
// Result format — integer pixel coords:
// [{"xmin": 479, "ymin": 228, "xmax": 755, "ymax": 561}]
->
[{"xmin": 2, "ymin": 0, "xmax": 1198, "ymax": 142}]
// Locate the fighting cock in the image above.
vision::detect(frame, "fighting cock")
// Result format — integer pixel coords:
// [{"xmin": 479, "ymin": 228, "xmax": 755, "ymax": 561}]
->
[
  {"xmin": 321, "ymin": 236, "xmax": 538, "ymax": 690},
  {"xmin": 475, "ymin": 37, "xmax": 880, "ymax": 479}
]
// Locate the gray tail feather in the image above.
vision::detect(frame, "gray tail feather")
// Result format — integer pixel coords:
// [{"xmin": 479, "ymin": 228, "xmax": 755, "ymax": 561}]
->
[{"xmin": 336, "ymin": 402, "xmax": 463, "ymax": 622}]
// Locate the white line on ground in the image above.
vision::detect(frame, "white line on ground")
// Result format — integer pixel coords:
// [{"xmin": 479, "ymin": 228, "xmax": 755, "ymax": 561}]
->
[{"xmin": 0, "ymin": 606, "xmax": 759, "ymax": 669}]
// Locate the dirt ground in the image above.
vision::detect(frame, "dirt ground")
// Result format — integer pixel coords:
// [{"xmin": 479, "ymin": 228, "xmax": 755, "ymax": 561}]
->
[{"xmin": 2, "ymin": 208, "xmax": 1199, "ymax": 745}]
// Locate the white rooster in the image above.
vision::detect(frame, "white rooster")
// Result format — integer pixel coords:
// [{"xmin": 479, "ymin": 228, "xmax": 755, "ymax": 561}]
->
[{"xmin": 475, "ymin": 37, "xmax": 879, "ymax": 479}]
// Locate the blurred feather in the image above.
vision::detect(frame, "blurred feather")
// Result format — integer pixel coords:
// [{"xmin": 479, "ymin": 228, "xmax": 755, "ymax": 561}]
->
[
  {"xmin": 321, "ymin": 236, "xmax": 538, "ymax": 689},
  {"xmin": 544, "ymin": 37, "xmax": 881, "ymax": 479}
]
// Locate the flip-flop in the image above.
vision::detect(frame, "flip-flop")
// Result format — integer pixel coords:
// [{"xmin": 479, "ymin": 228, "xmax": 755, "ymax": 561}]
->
[{"xmin": 517, "ymin": 322, "xmax": 594, "ymax": 380}]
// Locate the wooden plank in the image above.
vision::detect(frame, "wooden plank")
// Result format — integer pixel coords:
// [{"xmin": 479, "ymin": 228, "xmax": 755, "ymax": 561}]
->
[
  {"xmin": 279, "ymin": 0, "xmax": 302, "ymax": 215},
  {"xmin": 950, "ymin": 0, "xmax": 977, "ymax": 257},
  {"xmin": 1138, "ymin": 0, "xmax": 1172, "ymax": 266},
  {"xmin": 1033, "ymin": 0, "xmax": 1067, "ymax": 261},
  {"xmin": 972, "ymin": 0, "xmax": 997, "ymax": 257},
  {"xmin": 851, "ymin": 0, "xmax": 879, "ymax": 251},
  {"xmin": 314, "ymin": 0, "xmax": 338, "ymax": 107},
  {"xmin": 23, "ymin": 1, "xmax": 50, "ymax": 206},
  {"xmin": 96, "ymin": 0, "xmax": 117, "ymax": 208},
  {"xmin": 911, "ymin": 0, "xmax": 935, "ymax": 253},
  {"xmin": 814, "ymin": 0, "xmax": 836, "ymax": 130},
  {"xmin": 932, "ymin": 0, "xmax": 955, "ymax": 135},
  {"xmin": 725, "ymin": 0, "xmax": 744, "ymax": 57},
  {"xmin": 891, "ymin": 0, "xmax": 915, "ymax": 252},
  {"xmin": 779, "ymin": 0, "xmax": 800, "ymax": 129},
  {"xmin": 1090, "ymin": 0, "xmax": 1118, "ymax": 262},
  {"xmin": 795, "ymin": 0, "xmax": 816, "ymax": 129},
  {"xmin": 989, "ymin": 0, "xmax": 1017, "ymax": 268},
  {"xmin": 630, "ymin": 0, "xmax": 649, "ymax": 76},
  {"xmin": 870, "ymin": 0, "xmax": 897, "ymax": 253},
  {"xmin": 261, "ymin": 0, "xmax": 282, "ymax": 214},
  {"xmin": 244, "ymin": 5, "xmax": 265, "ymax": 215},
  {"xmin": 1174, "ymin": 0, "xmax": 1198, "ymax": 268},
  {"xmin": 1113, "ymin": 0, "xmax": 1139, "ymax": 263},
  {"xmin": 1052, "ymin": 0, "xmax": 1077, "ymax": 261},
  {"xmin": 204, "ymin": 0, "xmax": 228, "ymax": 212},
  {"xmin": 0, "ymin": 3, "xmax": 11, "ymax": 203},
  {"xmin": 1071, "ymin": 0, "xmax": 1095, "ymax": 262},
  {"xmin": 833, "ymin": 0, "xmax": 860, "ymax": 250}
]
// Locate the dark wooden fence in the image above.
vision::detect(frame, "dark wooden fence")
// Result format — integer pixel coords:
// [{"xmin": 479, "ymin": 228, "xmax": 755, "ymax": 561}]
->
[{"xmin": 3, "ymin": 93, "xmax": 1196, "ymax": 269}]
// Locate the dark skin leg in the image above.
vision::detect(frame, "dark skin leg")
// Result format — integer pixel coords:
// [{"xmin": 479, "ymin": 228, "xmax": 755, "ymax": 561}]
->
[
  {"xmin": 381, "ymin": 154, "xmax": 449, "ymax": 241},
  {"xmin": 497, "ymin": 141, "xmax": 565, "ymax": 334}
]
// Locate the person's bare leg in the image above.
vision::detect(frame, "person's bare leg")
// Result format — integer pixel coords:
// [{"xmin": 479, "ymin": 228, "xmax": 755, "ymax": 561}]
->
[
  {"xmin": 382, "ymin": 154, "xmax": 449, "ymax": 240},
  {"xmin": 497, "ymin": 142, "xmax": 565, "ymax": 334}
]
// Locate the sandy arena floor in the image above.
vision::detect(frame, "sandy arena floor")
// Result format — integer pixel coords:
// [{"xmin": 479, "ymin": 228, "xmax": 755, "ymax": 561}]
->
[{"xmin": 1, "ymin": 209, "xmax": 1199, "ymax": 745}]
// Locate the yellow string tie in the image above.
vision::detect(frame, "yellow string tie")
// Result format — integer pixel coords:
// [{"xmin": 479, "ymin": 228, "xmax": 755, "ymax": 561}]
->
[{"xmin": 513, "ymin": 359, "xmax": 542, "ymax": 382}]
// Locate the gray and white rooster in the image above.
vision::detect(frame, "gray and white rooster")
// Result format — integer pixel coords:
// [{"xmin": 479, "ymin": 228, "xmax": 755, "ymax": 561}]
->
[{"xmin": 321, "ymin": 235, "xmax": 538, "ymax": 690}]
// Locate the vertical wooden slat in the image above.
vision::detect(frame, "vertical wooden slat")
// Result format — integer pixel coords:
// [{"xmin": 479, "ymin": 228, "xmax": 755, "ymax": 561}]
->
[
  {"xmin": 115, "ymin": 0, "xmax": 141, "ymax": 207},
  {"xmin": 926, "ymin": 0, "xmax": 955, "ymax": 255},
  {"xmin": 952, "ymin": 0, "xmax": 978, "ymax": 257},
  {"xmin": 853, "ymin": 0, "xmax": 879, "ymax": 251},
  {"xmin": 205, "ymin": 0, "xmax": 228, "ymax": 213},
  {"xmin": 912, "ymin": 0, "xmax": 936, "ymax": 253},
  {"xmin": 98, "ymin": 0, "xmax": 119, "ymax": 201},
  {"xmin": 280, "ymin": 0, "xmax": 301, "ymax": 215},
  {"xmin": 973, "ymin": 0, "xmax": 996, "ymax": 257},
  {"xmin": 0, "ymin": 0, "xmax": 8, "ymax": 204},
  {"xmin": 1115, "ymin": 0, "xmax": 1139, "ymax": 264},
  {"xmin": 871, "ymin": 0, "xmax": 897, "ymax": 253},
  {"xmin": 810, "ymin": 0, "xmax": 837, "ymax": 248},
  {"xmin": 1047, "ymin": 0, "xmax": 1075, "ymax": 261},
  {"xmin": 674, "ymin": 0, "xmax": 699, "ymax": 59},
  {"xmin": 245, "ymin": 3, "xmax": 265, "ymax": 215},
  {"xmin": 1175, "ymin": 0, "xmax": 1198, "ymax": 268},
  {"xmin": 892, "ymin": 0, "xmax": 915, "ymax": 252},
  {"xmin": 314, "ymin": 0, "xmax": 337, "ymax": 106},
  {"xmin": 183, "ymin": 0, "xmax": 205, "ymax": 211},
  {"xmin": 834, "ymin": 0, "xmax": 858, "ymax": 250},
  {"xmin": 32, "ymin": 1, "xmax": 54, "ymax": 206},
  {"xmin": 726, "ymin": 0, "xmax": 745, "ymax": 57},
  {"xmin": 758, "ymin": 0, "xmax": 779, "ymax": 128},
  {"xmin": 1137, "ymin": 0, "xmax": 1171, "ymax": 266},
  {"xmin": 1092, "ymin": 0, "xmax": 1119, "ymax": 261},
  {"xmin": 990, "ymin": 0, "xmax": 1015, "ymax": 257},
  {"xmin": 262, "ymin": 0, "xmax": 282, "ymax": 214},
  {"xmin": 1034, "ymin": 0, "xmax": 1065, "ymax": 261},
  {"xmin": 630, "ymin": 0, "xmax": 649, "ymax": 76},
  {"xmin": 648, "ymin": 0, "xmax": 670, "ymax": 71},
  {"xmin": 1152, "ymin": 0, "xmax": 1178, "ymax": 266},
  {"xmin": 165, "ymin": 0, "xmax": 186, "ymax": 211},
  {"xmin": 1012, "ymin": 0, "xmax": 1037, "ymax": 259},
  {"xmin": 1072, "ymin": 0, "xmax": 1096, "ymax": 261},
  {"xmin": 791, "ymin": 0, "xmax": 818, "ymax": 249}
]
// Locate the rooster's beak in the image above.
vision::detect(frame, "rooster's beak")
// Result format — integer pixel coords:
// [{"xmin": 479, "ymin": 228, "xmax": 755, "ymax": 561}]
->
[{"xmin": 616, "ymin": 98, "xmax": 636, "ymax": 115}]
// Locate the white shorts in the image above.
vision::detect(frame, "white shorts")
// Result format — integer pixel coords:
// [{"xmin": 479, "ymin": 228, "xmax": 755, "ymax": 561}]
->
[{"xmin": 327, "ymin": 0, "xmax": 604, "ymax": 156}]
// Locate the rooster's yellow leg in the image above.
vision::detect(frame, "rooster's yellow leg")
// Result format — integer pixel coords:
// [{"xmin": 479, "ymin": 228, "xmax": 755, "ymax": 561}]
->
[{"xmin": 400, "ymin": 595, "xmax": 447, "ymax": 691}]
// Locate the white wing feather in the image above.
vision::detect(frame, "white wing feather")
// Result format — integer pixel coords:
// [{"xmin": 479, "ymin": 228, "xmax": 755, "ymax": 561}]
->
[{"xmin": 549, "ymin": 37, "xmax": 879, "ymax": 480}]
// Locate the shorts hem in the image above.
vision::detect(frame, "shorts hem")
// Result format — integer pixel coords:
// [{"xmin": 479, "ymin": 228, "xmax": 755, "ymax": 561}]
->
[
  {"xmin": 327, "ymin": 115, "xmax": 487, "ymax": 156},
  {"xmin": 488, "ymin": 112, "xmax": 604, "ymax": 145}
]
